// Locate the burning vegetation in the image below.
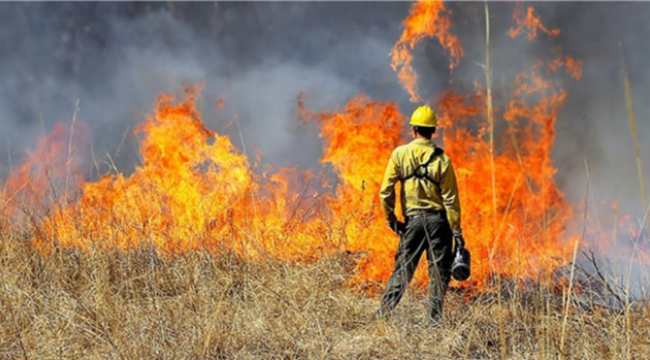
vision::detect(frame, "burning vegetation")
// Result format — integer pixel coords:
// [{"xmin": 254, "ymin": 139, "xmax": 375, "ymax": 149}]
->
[{"xmin": 0, "ymin": 1, "xmax": 648, "ymax": 295}]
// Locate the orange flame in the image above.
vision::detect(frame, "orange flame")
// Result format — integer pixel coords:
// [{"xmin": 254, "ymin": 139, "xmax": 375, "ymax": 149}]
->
[
  {"xmin": 21, "ymin": 68, "xmax": 579, "ymax": 290},
  {"xmin": 390, "ymin": 0, "xmax": 464, "ymax": 102},
  {"xmin": 34, "ymin": 87, "xmax": 253, "ymax": 253},
  {"xmin": 299, "ymin": 95, "xmax": 407, "ymax": 289},
  {"xmin": 509, "ymin": 4, "xmax": 560, "ymax": 40},
  {"xmin": 1, "ymin": 122, "xmax": 85, "ymax": 227},
  {"xmin": 550, "ymin": 52, "xmax": 583, "ymax": 80}
]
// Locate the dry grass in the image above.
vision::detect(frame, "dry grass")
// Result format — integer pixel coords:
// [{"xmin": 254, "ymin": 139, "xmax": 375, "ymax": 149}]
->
[{"xmin": 0, "ymin": 233, "xmax": 649, "ymax": 360}]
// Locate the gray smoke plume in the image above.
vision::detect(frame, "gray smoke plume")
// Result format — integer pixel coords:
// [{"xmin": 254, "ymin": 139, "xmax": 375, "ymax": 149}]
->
[{"xmin": 0, "ymin": 2, "xmax": 410, "ymax": 176}]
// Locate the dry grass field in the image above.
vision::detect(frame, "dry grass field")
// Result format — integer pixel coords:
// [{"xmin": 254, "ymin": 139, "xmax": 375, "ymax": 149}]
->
[{"xmin": 1, "ymin": 233, "xmax": 649, "ymax": 360}]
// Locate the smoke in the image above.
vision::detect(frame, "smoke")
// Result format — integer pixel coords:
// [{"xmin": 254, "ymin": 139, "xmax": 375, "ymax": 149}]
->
[
  {"xmin": 0, "ymin": 2, "xmax": 410, "ymax": 176},
  {"xmin": 448, "ymin": 2, "xmax": 650, "ymax": 223},
  {"xmin": 1, "ymin": 2, "xmax": 649, "ymax": 241},
  {"xmin": 538, "ymin": 2, "xmax": 650, "ymax": 220}
]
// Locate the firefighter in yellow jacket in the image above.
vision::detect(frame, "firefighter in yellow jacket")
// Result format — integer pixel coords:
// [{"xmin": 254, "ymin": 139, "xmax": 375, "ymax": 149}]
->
[{"xmin": 376, "ymin": 104, "xmax": 464, "ymax": 324}]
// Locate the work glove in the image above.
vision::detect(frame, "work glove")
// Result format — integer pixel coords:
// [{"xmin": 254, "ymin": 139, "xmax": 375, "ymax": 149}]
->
[
  {"xmin": 453, "ymin": 233, "xmax": 465, "ymax": 250},
  {"xmin": 388, "ymin": 220, "xmax": 406, "ymax": 235}
]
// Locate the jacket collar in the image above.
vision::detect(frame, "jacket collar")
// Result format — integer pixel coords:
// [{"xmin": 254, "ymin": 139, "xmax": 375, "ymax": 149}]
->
[{"xmin": 410, "ymin": 138, "xmax": 437, "ymax": 147}]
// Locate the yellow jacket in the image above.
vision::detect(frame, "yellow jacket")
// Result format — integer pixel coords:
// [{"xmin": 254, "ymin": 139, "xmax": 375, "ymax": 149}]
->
[{"xmin": 379, "ymin": 138, "xmax": 462, "ymax": 234}]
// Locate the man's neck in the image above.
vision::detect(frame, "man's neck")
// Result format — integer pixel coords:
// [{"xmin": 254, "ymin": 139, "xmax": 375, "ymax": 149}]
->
[{"xmin": 414, "ymin": 135, "xmax": 432, "ymax": 141}]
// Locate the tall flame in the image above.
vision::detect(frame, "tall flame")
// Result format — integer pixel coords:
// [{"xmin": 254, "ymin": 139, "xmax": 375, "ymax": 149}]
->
[
  {"xmin": 36, "ymin": 87, "xmax": 256, "ymax": 253},
  {"xmin": 390, "ymin": 0, "xmax": 464, "ymax": 102},
  {"xmin": 299, "ymin": 95, "xmax": 406, "ymax": 288},
  {"xmin": 436, "ymin": 58, "xmax": 580, "ymax": 284},
  {"xmin": 509, "ymin": 4, "xmax": 560, "ymax": 40}
]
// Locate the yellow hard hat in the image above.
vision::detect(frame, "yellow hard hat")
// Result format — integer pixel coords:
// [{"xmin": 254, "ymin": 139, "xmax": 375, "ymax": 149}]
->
[{"xmin": 409, "ymin": 105, "xmax": 438, "ymax": 127}]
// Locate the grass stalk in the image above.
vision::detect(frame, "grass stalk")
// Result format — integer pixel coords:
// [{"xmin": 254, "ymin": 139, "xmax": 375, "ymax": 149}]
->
[
  {"xmin": 584, "ymin": 158, "xmax": 603, "ymax": 241},
  {"xmin": 232, "ymin": 114, "xmax": 263, "ymax": 256},
  {"xmin": 6, "ymin": 140, "xmax": 12, "ymax": 174},
  {"xmin": 501, "ymin": 76, "xmax": 534, "ymax": 195},
  {"xmin": 613, "ymin": 206, "xmax": 619, "ymax": 248},
  {"xmin": 619, "ymin": 42, "xmax": 648, "ymax": 213},
  {"xmin": 559, "ymin": 238, "xmax": 579, "ymax": 359},
  {"xmin": 624, "ymin": 200, "xmax": 650, "ymax": 359},
  {"xmin": 64, "ymin": 99, "xmax": 80, "ymax": 205},
  {"xmin": 484, "ymin": 1, "xmax": 497, "ymax": 241},
  {"xmin": 484, "ymin": 2, "xmax": 506, "ymax": 358}
]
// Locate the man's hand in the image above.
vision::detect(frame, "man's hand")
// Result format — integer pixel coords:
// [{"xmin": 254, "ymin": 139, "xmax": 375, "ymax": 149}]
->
[
  {"xmin": 454, "ymin": 233, "xmax": 465, "ymax": 249},
  {"xmin": 388, "ymin": 220, "xmax": 406, "ymax": 235}
]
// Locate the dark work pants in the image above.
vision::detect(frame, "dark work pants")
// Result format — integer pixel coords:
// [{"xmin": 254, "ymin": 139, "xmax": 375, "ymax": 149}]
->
[{"xmin": 378, "ymin": 212, "xmax": 454, "ymax": 321}]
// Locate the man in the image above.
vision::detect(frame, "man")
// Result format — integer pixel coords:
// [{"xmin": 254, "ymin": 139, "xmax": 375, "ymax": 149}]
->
[{"xmin": 376, "ymin": 104, "xmax": 464, "ymax": 324}]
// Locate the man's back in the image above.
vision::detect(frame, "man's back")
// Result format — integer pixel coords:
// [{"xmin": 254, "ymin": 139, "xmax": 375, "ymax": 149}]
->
[{"xmin": 379, "ymin": 138, "xmax": 462, "ymax": 235}]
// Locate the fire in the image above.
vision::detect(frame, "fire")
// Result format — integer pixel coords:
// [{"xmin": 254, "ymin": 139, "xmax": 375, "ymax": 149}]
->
[
  {"xmin": 1, "ymin": 2, "xmax": 646, "ymax": 293},
  {"xmin": 415, "ymin": 63, "xmax": 579, "ymax": 288},
  {"xmin": 550, "ymin": 53, "xmax": 583, "ymax": 80},
  {"xmin": 437, "ymin": 58, "xmax": 580, "ymax": 285},
  {"xmin": 387, "ymin": 1, "xmax": 583, "ymax": 286},
  {"xmin": 509, "ymin": 4, "xmax": 560, "ymax": 40},
  {"xmin": 390, "ymin": 0, "xmax": 464, "ymax": 102},
  {"xmin": 1, "ymin": 122, "xmax": 85, "ymax": 227},
  {"xmin": 299, "ymin": 95, "xmax": 406, "ymax": 288},
  {"xmin": 35, "ymin": 87, "xmax": 255, "ymax": 253},
  {"xmin": 15, "ymin": 72, "xmax": 578, "ymax": 289}
]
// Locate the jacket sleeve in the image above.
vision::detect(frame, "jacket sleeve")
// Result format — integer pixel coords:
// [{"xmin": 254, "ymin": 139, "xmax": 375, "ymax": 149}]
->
[
  {"xmin": 439, "ymin": 157, "xmax": 462, "ymax": 234},
  {"xmin": 379, "ymin": 150, "xmax": 400, "ymax": 223}
]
